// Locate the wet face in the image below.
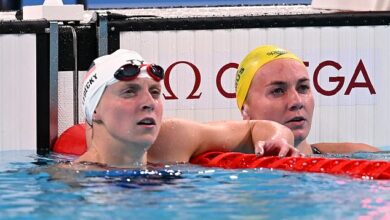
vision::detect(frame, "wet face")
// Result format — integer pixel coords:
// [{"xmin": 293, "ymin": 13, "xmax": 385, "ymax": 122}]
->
[
  {"xmin": 243, "ymin": 59, "xmax": 315, "ymax": 146},
  {"xmin": 94, "ymin": 77, "xmax": 163, "ymax": 147}
]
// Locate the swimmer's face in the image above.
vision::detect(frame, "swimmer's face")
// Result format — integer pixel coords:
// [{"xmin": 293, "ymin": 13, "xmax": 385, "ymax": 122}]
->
[
  {"xmin": 243, "ymin": 59, "xmax": 314, "ymax": 146},
  {"xmin": 94, "ymin": 77, "xmax": 163, "ymax": 147}
]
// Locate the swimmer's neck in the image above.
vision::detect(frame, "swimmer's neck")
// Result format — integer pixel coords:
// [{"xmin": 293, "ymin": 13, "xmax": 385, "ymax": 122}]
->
[
  {"xmin": 77, "ymin": 141, "xmax": 149, "ymax": 168},
  {"xmin": 296, "ymin": 139, "xmax": 313, "ymax": 155}
]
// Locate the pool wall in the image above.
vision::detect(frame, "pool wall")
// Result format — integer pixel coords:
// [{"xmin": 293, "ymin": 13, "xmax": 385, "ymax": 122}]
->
[
  {"xmin": 1, "ymin": 5, "xmax": 390, "ymax": 153},
  {"xmin": 0, "ymin": 34, "xmax": 37, "ymax": 151},
  {"xmin": 0, "ymin": 20, "xmax": 53, "ymax": 152}
]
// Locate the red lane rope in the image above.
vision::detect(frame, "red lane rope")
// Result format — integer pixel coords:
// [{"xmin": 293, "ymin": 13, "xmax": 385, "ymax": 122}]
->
[
  {"xmin": 190, "ymin": 151, "xmax": 390, "ymax": 180},
  {"xmin": 54, "ymin": 124, "xmax": 390, "ymax": 180}
]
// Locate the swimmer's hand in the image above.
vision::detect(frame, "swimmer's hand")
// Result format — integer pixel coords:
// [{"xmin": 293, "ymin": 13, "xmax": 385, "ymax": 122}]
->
[{"xmin": 255, "ymin": 140, "xmax": 303, "ymax": 157}]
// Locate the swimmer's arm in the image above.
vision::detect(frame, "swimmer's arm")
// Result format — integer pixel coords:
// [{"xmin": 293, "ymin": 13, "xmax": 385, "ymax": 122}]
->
[
  {"xmin": 195, "ymin": 119, "xmax": 296, "ymax": 157},
  {"xmin": 311, "ymin": 142, "xmax": 380, "ymax": 154},
  {"xmin": 247, "ymin": 120, "xmax": 296, "ymax": 156},
  {"xmin": 148, "ymin": 119, "xmax": 295, "ymax": 163},
  {"xmin": 149, "ymin": 118, "xmax": 206, "ymax": 162}
]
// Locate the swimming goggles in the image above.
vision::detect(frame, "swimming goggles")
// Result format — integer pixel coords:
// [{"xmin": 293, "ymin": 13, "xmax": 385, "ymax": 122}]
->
[{"xmin": 114, "ymin": 60, "xmax": 164, "ymax": 82}]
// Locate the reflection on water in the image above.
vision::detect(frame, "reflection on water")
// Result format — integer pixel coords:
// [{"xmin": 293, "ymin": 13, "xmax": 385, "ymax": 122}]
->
[
  {"xmin": 0, "ymin": 150, "xmax": 389, "ymax": 219},
  {"xmin": 310, "ymin": 150, "xmax": 390, "ymax": 161}
]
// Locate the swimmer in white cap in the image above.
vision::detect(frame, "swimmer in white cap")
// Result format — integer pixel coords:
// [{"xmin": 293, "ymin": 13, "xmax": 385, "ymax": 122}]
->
[
  {"xmin": 236, "ymin": 45, "xmax": 379, "ymax": 154},
  {"xmin": 76, "ymin": 49, "xmax": 301, "ymax": 168}
]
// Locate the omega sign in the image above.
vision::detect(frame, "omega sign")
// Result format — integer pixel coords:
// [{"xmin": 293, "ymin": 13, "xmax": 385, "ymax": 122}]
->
[{"xmin": 163, "ymin": 59, "xmax": 376, "ymax": 99}]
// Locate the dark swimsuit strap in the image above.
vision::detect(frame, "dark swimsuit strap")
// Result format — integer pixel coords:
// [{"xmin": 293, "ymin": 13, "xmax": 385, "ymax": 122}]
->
[{"xmin": 311, "ymin": 145, "xmax": 322, "ymax": 154}]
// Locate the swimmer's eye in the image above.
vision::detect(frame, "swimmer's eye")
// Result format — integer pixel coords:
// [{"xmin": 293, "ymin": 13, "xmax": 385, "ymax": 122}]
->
[
  {"xmin": 297, "ymin": 84, "xmax": 310, "ymax": 94},
  {"xmin": 150, "ymin": 87, "xmax": 161, "ymax": 99},
  {"xmin": 271, "ymin": 88, "xmax": 285, "ymax": 96},
  {"xmin": 122, "ymin": 88, "xmax": 136, "ymax": 97},
  {"xmin": 121, "ymin": 85, "xmax": 139, "ymax": 97}
]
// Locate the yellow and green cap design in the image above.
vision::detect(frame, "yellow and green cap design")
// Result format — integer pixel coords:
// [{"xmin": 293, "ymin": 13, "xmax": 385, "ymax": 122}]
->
[{"xmin": 235, "ymin": 45, "xmax": 304, "ymax": 110}]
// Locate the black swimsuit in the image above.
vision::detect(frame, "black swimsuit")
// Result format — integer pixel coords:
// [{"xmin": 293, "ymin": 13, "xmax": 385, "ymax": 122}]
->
[{"xmin": 311, "ymin": 145, "xmax": 322, "ymax": 154}]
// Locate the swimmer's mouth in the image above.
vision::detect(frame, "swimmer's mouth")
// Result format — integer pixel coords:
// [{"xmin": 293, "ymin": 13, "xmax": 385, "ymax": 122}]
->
[
  {"xmin": 286, "ymin": 116, "xmax": 305, "ymax": 123},
  {"xmin": 137, "ymin": 118, "xmax": 156, "ymax": 125}
]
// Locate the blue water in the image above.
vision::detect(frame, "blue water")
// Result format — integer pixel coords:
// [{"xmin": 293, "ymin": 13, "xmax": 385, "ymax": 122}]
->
[{"xmin": 0, "ymin": 150, "xmax": 390, "ymax": 219}]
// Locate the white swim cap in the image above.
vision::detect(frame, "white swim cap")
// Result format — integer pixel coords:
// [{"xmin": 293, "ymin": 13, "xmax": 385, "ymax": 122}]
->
[{"xmin": 82, "ymin": 49, "xmax": 144, "ymax": 125}]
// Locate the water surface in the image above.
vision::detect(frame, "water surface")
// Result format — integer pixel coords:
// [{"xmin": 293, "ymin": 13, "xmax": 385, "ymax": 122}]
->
[{"xmin": 0, "ymin": 150, "xmax": 389, "ymax": 219}]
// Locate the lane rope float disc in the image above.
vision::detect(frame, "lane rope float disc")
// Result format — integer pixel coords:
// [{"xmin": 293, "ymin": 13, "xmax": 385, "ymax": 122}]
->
[{"xmin": 190, "ymin": 151, "xmax": 390, "ymax": 180}]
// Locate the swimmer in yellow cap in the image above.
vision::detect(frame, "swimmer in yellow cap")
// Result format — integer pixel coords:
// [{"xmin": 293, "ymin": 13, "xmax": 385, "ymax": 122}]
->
[
  {"xmin": 236, "ymin": 45, "xmax": 379, "ymax": 154},
  {"xmin": 76, "ymin": 49, "xmax": 300, "ymax": 168}
]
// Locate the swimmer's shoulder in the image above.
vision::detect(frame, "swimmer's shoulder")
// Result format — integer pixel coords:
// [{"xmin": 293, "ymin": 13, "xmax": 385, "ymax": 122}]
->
[{"xmin": 311, "ymin": 142, "xmax": 380, "ymax": 154}]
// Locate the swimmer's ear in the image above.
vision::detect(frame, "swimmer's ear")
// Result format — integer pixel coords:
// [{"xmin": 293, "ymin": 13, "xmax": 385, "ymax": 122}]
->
[
  {"xmin": 92, "ymin": 110, "xmax": 103, "ymax": 123},
  {"xmin": 241, "ymin": 105, "xmax": 250, "ymax": 120}
]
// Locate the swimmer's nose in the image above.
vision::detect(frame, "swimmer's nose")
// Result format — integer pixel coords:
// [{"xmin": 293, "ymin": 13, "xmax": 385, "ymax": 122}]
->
[
  {"xmin": 140, "ymin": 91, "xmax": 155, "ymax": 112},
  {"xmin": 142, "ymin": 104, "xmax": 154, "ymax": 111},
  {"xmin": 288, "ymin": 90, "xmax": 304, "ymax": 111}
]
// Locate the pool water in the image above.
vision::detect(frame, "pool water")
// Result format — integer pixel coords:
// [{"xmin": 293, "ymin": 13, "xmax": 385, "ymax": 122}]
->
[{"xmin": 0, "ymin": 150, "xmax": 390, "ymax": 219}]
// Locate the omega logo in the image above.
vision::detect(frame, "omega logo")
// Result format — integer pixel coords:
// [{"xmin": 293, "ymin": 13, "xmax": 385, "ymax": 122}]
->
[
  {"xmin": 309, "ymin": 60, "xmax": 376, "ymax": 96},
  {"xmin": 162, "ymin": 59, "xmax": 376, "ymax": 99}
]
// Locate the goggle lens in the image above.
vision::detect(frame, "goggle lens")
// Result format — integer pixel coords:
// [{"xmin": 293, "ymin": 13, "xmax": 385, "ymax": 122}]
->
[
  {"xmin": 147, "ymin": 64, "xmax": 164, "ymax": 81},
  {"xmin": 114, "ymin": 62, "xmax": 164, "ymax": 81}
]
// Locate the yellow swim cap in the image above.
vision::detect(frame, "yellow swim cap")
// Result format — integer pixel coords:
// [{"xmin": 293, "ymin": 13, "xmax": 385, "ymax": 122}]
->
[{"xmin": 235, "ymin": 45, "xmax": 304, "ymax": 110}]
